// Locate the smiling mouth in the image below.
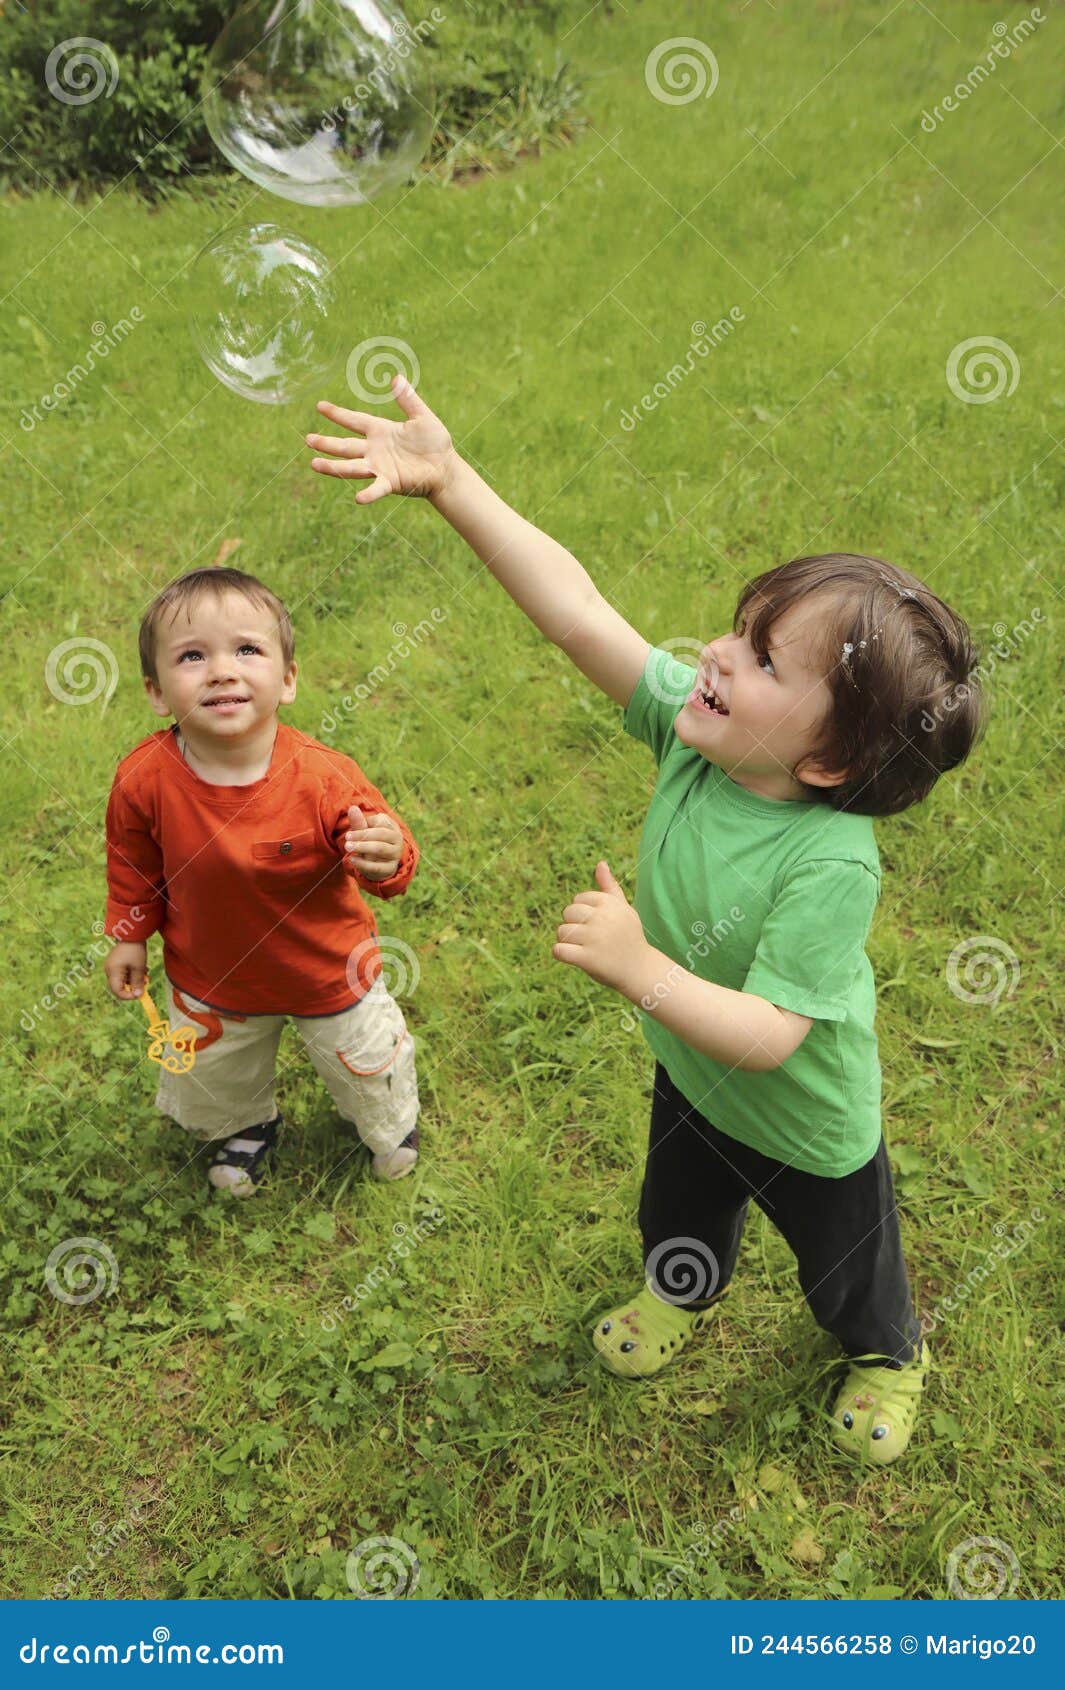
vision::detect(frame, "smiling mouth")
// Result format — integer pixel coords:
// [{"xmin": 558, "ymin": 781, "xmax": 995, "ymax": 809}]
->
[
  {"xmin": 203, "ymin": 696, "xmax": 249, "ymax": 708},
  {"xmin": 693, "ymin": 681, "xmax": 729, "ymax": 717}
]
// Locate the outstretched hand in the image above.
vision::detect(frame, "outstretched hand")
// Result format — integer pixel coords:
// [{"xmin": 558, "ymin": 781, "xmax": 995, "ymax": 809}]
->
[
  {"xmin": 305, "ymin": 375, "xmax": 457, "ymax": 505},
  {"xmin": 553, "ymin": 861, "xmax": 647, "ymax": 994}
]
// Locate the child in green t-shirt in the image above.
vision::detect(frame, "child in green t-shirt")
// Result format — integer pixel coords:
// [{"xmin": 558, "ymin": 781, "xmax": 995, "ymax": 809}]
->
[{"xmin": 306, "ymin": 377, "xmax": 985, "ymax": 1465}]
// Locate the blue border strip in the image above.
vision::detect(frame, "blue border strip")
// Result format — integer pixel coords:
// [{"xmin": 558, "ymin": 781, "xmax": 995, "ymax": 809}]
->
[{"xmin": 2, "ymin": 1601, "xmax": 1060, "ymax": 1685}]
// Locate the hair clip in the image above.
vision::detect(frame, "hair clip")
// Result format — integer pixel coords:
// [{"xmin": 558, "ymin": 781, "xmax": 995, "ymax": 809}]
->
[
  {"xmin": 840, "ymin": 639, "xmax": 867, "ymax": 689},
  {"xmin": 880, "ymin": 573, "xmax": 920, "ymax": 602}
]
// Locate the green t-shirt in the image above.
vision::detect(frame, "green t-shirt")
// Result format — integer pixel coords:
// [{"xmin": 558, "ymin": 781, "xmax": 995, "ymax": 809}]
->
[{"xmin": 623, "ymin": 646, "xmax": 883, "ymax": 1178}]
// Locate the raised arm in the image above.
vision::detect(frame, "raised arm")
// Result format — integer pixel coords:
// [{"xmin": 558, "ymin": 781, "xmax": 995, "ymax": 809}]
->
[{"xmin": 306, "ymin": 377, "xmax": 649, "ymax": 709}]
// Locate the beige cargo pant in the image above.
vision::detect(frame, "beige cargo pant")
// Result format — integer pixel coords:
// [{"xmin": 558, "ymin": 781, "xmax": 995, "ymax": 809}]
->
[{"xmin": 153, "ymin": 975, "xmax": 419, "ymax": 1155}]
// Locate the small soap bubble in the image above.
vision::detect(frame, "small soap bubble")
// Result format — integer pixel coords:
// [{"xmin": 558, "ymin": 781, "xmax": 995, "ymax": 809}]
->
[
  {"xmin": 189, "ymin": 224, "xmax": 341, "ymax": 405},
  {"xmin": 202, "ymin": 0, "xmax": 435, "ymax": 207}
]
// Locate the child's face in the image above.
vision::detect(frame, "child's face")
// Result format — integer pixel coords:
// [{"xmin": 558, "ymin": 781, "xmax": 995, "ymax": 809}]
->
[
  {"xmin": 144, "ymin": 591, "xmax": 297, "ymax": 737},
  {"xmin": 674, "ymin": 596, "xmax": 846, "ymax": 800}
]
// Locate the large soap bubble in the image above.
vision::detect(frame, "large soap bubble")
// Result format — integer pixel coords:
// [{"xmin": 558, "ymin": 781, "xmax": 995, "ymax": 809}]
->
[
  {"xmin": 202, "ymin": 0, "xmax": 436, "ymax": 208},
  {"xmin": 189, "ymin": 224, "xmax": 341, "ymax": 405}
]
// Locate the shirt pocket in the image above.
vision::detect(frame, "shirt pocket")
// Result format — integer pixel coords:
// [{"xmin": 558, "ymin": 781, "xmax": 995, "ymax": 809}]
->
[
  {"xmin": 250, "ymin": 827, "xmax": 319, "ymax": 862},
  {"xmin": 250, "ymin": 828, "xmax": 333, "ymax": 890}
]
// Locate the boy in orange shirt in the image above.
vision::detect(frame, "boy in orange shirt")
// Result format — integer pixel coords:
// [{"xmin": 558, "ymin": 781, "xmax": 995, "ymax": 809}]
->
[{"xmin": 103, "ymin": 566, "xmax": 421, "ymax": 1195}]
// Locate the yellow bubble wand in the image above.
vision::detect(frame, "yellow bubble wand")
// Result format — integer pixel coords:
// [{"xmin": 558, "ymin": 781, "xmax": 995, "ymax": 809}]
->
[{"xmin": 137, "ymin": 971, "xmax": 198, "ymax": 1074}]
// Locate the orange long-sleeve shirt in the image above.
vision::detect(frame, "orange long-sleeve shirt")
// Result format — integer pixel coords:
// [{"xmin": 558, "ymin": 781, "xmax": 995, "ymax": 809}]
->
[{"xmin": 104, "ymin": 720, "xmax": 418, "ymax": 1016}]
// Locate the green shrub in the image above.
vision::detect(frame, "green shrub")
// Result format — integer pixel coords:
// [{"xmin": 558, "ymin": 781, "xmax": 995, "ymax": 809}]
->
[{"xmin": 0, "ymin": 0, "xmax": 586, "ymax": 197}]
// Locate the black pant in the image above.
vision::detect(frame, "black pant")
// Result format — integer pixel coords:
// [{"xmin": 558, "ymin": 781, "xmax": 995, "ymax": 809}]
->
[{"xmin": 637, "ymin": 1063, "xmax": 921, "ymax": 1366}]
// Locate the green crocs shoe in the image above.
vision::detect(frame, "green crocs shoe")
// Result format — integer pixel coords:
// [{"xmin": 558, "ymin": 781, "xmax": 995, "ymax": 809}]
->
[
  {"xmin": 830, "ymin": 1342, "xmax": 930, "ymax": 1464},
  {"xmin": 592, "ymin": 1281, "xmax": 724, "ymax": 1379}
]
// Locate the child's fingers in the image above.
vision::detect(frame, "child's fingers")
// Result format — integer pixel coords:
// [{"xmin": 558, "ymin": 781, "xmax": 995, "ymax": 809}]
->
[
  {"xmin": 310, "ymin": 457, "xmax": 373, "ymax": 480},
  {"xmin": 561, "ymin": 903, "xmax": 594, "ymax": 923},
  {"xmin": 346, "ymin": 812, "xmax": 400, "ymax": 852},
  {"xmin": 354, "ymin": 861, "xmax": 399, "ymax": 880},
  {"xmin": 315, "ymin": 400, "xmax": 375, "ymax": 433},
  {"xmin": 552, "ymin": 942, "xmax": 584, "ymax": 966},
  {"xmin": 346, "ymin": 824, "xmax": 400, "ymax": 844},
  {"xmin": 328, "ymin": 459, "xmax": 375, "ymax": 479},
  {"xmin": 355, "ymin": 476, "xmax": 392, "ymax": 505},
  {"xmin": 304, "ymin": 433, "xmax": 369, "ymax": 458},
  {"xmin": 556, "ymin": 923, "xmax": 588, "ymax": 945}
]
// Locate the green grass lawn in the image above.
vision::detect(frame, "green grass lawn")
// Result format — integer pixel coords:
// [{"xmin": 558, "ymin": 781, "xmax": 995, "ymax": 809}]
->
[{"xmin": 1, "ymin": 0, "xmax": 1061, "ymax": 1600}]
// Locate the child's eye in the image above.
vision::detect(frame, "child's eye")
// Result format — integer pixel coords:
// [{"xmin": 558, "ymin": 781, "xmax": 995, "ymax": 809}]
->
[
  {"xmin": 179, "ymin": 644, "xmax": 261, "ymax": 662},
  {"xmin": 757, "ymin": 652, "xmax": 775, "ymax": 676}
]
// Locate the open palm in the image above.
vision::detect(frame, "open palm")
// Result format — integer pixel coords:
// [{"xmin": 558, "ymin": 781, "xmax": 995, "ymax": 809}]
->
[{"xmin": 305, "ymin": 375, "xmax": 455, "ymax": 504}]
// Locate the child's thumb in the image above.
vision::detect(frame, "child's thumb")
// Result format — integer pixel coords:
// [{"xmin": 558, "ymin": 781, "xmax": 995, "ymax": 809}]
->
[
  {"xmin": 595, "ymin": 860, "xmax": 624, "ymax": 897},
  {"xmin": 391, "ymin": 373, "xmax": 431, "ymax": 420},
  {"xmin": 348, "ymin": 804, "xmax": 368, "ymax": 829}
]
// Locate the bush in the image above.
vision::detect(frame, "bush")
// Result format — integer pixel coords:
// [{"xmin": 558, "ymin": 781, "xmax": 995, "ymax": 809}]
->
[{"xmin": 0, "ymin": 0, "xmax": 586, "ymax": 197}]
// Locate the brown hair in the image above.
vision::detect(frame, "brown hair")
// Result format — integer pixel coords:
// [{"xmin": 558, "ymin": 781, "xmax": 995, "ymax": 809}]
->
[
  {"xmin": 735, "ymin": 553, "xmax": 986, "ymax": 817},
  {"xmin": 139, "ymin": 567, "xmax": 295, "ymax": 687}
]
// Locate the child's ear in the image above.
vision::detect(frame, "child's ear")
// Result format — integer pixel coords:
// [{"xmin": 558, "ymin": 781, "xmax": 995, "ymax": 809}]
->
[
  {"xmin": 794, "ymin": 756, "xmax": 850, "ymax": 790},
  {"xmin": 143, "ymin": 677, "xmax": 170, "ymax": 718}
]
